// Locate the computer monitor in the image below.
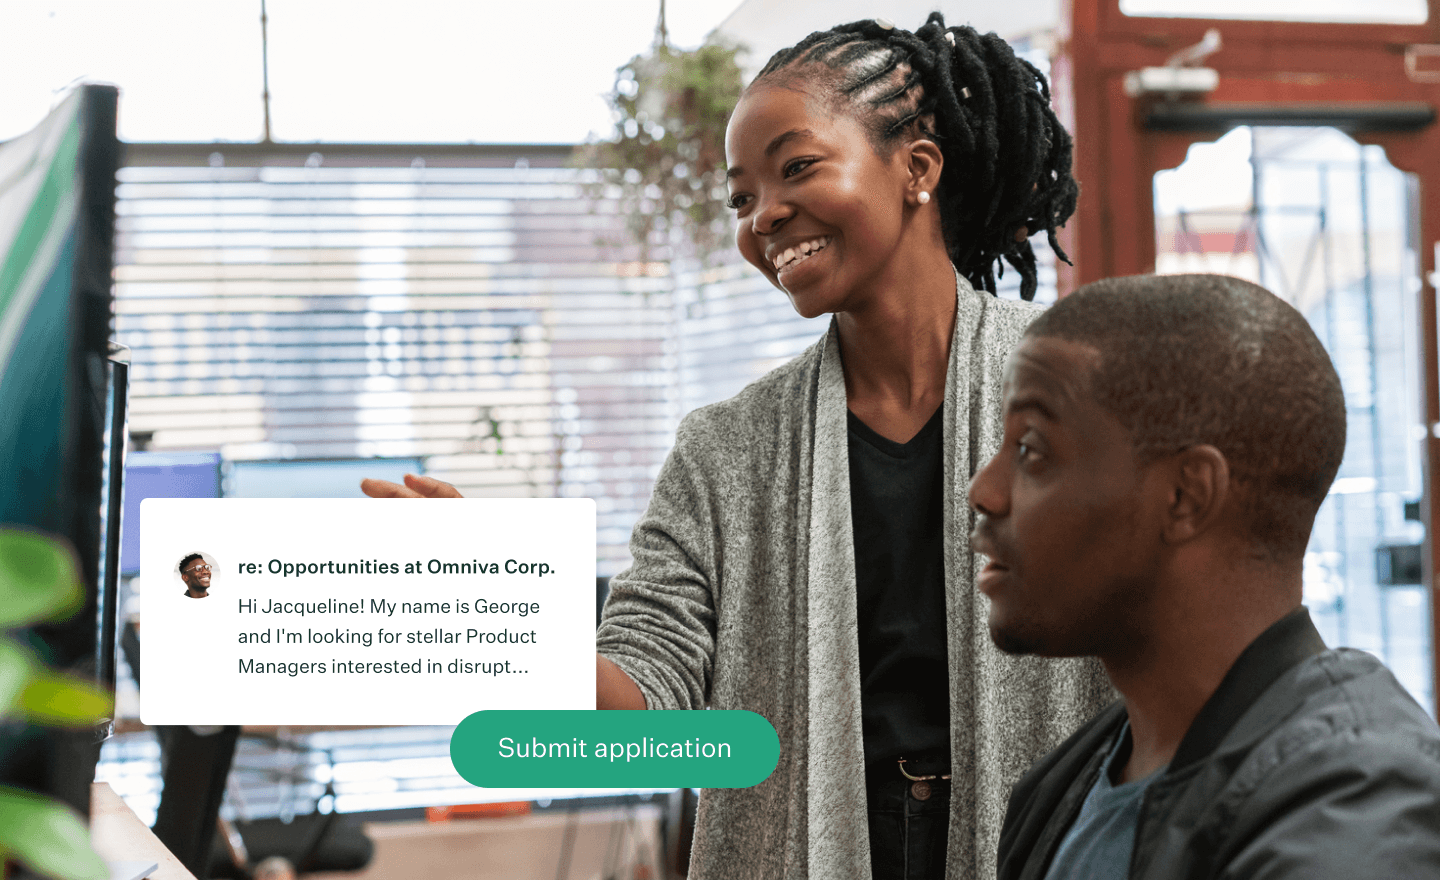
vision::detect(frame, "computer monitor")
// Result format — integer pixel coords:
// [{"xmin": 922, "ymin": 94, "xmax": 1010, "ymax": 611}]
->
[
  {"xmin": 223, "ymin": 458, "xmax": 425, "ymax": 498},
  {"xmin": 0, "ymin": 83, "xmax": 119, "ymax": 812},
  {"xmin": 120, "ymin": 451, "xmax": 224, "ymax": 577}
]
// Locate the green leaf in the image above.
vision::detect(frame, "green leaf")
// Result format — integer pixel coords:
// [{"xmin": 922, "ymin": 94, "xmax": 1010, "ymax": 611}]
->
[
  {"xmin": 0, "ymin": 532, "xmax": 112, "ymax": 879},
  {"xmin": 20, "ymin": 667, "xmax": 112, "ymax": 725},
  {"xmin": 0, "ymin": 640, "xmax": 110, "ymax": 725},
  {"xmin": 0, "ymin": 788, "xmax": 108, "ymax": 880},
  {"xmin": 0, "ymin": 639, "xmax": 33, "ymax": 713},
  {"xmin": 0, "ymin": 530, "xmax": 82, "ymax": 628}
]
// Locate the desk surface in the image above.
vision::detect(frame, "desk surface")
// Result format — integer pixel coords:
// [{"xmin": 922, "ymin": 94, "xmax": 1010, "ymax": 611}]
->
[{"xmin": 90, "ymin": 783, "xmax": 196, "ymax": 880}]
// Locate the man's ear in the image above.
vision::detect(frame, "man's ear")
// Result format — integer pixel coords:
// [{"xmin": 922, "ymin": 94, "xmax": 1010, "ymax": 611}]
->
[{"xmin": 1163, "ymin": 444, "xmax": 1230, "ymax": 545}]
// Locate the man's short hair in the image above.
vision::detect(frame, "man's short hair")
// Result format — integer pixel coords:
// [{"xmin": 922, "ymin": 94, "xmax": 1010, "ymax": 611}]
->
[
  {"xmin": 1025, "ymin": 273, "xmax": 1346, "ymax": 559},
  {"xmin": 179, "ymin": 552, "xmax": 205, "ymax": 575}
]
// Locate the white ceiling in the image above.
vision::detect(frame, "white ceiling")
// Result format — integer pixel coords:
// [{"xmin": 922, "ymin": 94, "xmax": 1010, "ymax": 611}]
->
[{"xmin": 715, "ymin": 0, "xmax": 1062, "ymax": 80}]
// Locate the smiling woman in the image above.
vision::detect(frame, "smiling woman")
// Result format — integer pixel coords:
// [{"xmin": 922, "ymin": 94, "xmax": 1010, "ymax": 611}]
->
[
  {"xmin": 364, "ymin": 12, "xmax": 1113, "ymax": 880},
  {"xmin": 592, "ymin": 13, "xmax": 1112, "ymax": 880}
]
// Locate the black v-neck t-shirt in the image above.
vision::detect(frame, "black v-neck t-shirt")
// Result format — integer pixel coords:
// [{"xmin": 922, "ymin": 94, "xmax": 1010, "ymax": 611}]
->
[{"xmin": 848, "ymin": 405, "xmax": 950, "ymax": 770}]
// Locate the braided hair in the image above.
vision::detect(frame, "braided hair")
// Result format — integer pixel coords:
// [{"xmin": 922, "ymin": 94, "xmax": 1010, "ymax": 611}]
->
[{"xmin": 753, "ymin": 13, "xmax": 1077, "ymax": 301}]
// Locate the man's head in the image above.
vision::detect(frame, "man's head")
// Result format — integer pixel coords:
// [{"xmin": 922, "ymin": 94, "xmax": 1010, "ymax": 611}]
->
[
  {"xmin": 969, "ymin": 273, "xmax": 1345, "ymax": 657},
  {"xmin": 179, "ymin": 552, "xmax": 211, "ymax": 596}
]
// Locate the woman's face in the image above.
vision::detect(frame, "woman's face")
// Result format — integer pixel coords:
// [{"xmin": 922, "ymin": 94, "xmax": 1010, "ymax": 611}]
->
[{"xmin": 724, "ymin": 81, "xmax": 914, "ymax": 319}]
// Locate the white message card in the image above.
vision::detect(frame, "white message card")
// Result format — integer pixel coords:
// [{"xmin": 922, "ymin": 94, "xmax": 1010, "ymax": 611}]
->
[{"xmin": 140, "ymin": 498, "xmax": 596, "ymax": 725}]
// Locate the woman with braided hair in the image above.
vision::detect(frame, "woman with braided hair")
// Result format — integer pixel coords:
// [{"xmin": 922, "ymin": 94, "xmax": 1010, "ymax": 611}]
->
[
  {"xmin": 593, "ymin": 14, "xmax": 1111, "ymax": 880},
  {"xmin": 740, "ymin": 14, "xmax": 1078, "ymax": 304},
  {"xmin": 367, "ymin": 12, "xmax": 1111, "ymax": 880}
]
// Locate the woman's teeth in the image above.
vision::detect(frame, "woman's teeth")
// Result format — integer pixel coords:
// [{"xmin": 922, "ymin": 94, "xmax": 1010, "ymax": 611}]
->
[{"xmin": 774, "ymin": 236, "xmax": 832, "ymax": 272}]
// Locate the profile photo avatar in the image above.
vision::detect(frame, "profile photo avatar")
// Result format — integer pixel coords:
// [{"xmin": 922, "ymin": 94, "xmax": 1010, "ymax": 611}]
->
[{"xmin": 179, "ymin": 552, "xmax": 214, "ymax": 598}]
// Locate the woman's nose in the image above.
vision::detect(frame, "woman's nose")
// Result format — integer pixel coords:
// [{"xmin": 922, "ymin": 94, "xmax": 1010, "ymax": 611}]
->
[{"xmin": 751, "ymin": 196, "xmax": 793, "ymax": 236}]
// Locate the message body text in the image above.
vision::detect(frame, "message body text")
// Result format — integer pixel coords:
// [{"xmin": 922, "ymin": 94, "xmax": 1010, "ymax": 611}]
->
[{"xmin": 141, "ymin": 498, "xmax": 596, "ymax": 725}]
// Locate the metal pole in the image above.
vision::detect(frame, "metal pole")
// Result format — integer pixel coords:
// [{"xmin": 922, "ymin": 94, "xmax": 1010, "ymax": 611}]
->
[
  {"xmin": 1356, "ymin": 147, "xmax": 1393, "ymax": 665},
  {"xmin": 261, "ymin": 0, "xmax": 273, "ymax": 142},
  {"xmin": 1319, "ymin": 162, "xmax": 1350, "ymax": 647}
]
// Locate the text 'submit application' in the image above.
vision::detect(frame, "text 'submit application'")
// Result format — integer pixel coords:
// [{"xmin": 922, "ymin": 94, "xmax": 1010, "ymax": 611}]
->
[{"xmin": 140, "ymin": 498, "xmax": 596, "ymax": 725}]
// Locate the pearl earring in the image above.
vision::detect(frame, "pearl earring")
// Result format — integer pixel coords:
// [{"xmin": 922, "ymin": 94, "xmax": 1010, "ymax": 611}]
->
[{"xmin": 917, "ymin": 191, "xmax": 931, "ymax": 205}]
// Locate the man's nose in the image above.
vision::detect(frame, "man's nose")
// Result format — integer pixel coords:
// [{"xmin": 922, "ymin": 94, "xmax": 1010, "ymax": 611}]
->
[{"xmin": 969, "ymin": 449, "xmax": 1010, "ymax": 517}]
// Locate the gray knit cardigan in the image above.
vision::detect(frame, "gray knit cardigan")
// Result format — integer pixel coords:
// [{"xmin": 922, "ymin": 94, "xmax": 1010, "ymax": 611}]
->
[{"xmin": 597, "ymin": 278, "xmax": 1113, "ymax": 879}]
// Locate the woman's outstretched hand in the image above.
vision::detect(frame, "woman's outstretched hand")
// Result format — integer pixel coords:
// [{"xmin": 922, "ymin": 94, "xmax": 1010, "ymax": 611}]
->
[{"xmin": 359, "ymin": 473, "xmax": 464, "ymax": 499}]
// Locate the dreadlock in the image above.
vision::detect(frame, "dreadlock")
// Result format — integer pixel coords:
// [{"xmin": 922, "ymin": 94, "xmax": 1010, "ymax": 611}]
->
[{"xmin": 753, "ymin": 13, "xmax": 1077, "ymax": 301}]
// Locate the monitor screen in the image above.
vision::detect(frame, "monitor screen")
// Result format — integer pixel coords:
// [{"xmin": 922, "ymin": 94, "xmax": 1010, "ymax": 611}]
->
[
  {"xmin": 0, "ymin": 83, "xmax": 119, "ymax": 811},
  {"xmin": 120, "ymin": 451, "xmax": 223, "ymax": 577},
  {"xmin": 224, "ymin": 458, "xmax": 424, "ymax": 498}
]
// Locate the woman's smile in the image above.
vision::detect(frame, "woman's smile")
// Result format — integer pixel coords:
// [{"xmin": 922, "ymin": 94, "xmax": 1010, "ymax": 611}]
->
[
  {"xmin": 772, "ymin": 234, "xmax": 834, "ymax": 287},
  {"xmin": 769, "ymin": 234, "xmax": 833, "ymax": 273}
]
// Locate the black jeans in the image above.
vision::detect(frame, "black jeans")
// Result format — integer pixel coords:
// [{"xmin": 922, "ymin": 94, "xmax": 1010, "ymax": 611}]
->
[{"xmin": 867, "ymin": 774, "xmax": 951, "ymax": 880}]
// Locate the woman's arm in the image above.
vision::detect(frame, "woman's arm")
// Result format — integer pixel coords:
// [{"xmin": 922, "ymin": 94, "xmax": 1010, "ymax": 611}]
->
[
  {"xmin": 597, "ymin": 654, "xmax": 647, "ymax": 709},
  {"xmin": 361, "ymin": 448, "xmax": 718, "ymax": 710},
  {"xmin": 596, "ymin": 418, "xmax": 721, "ymax": 712},
  {"xmin": 359, "ymin": 475, "xmax": 656, "ymax": 709}
]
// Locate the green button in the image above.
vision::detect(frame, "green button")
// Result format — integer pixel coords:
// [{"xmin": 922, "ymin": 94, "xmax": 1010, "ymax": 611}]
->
[{"xmin": 450, "ymin": 710, "xmax": 779, "ymax": 788}]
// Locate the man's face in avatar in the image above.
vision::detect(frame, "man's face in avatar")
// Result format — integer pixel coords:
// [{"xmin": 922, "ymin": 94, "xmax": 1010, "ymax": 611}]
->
[{"xmin": 182, "ymin": 559, "xmax": 212, "ymax": 595}]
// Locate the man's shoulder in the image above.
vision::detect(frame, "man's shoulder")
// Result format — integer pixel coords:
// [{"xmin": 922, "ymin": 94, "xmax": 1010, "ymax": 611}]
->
[
  {"xmin": 1135, "ymin": 648, "xmax": 1440, "ymax": 877},
  {"xmin": 1178, "ymin": 645, "xmax": 1440, "ymax": 805},
  {"xmin": 1244, "ymin": 647, "xmax": 1440, "ymax": 779},
  {"xmin": 1002, "ymin": 647, "xmax": 1440, "ymax": 879}
]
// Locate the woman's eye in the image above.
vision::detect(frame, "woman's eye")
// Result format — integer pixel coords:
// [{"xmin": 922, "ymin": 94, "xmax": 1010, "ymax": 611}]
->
[
  {"xmin": 783, "ymin": 158, "xmax": 814, "ymax": 178},
  {"xmin": 726, "ymin": 193, "xmax": 751, "ymax": 211}
]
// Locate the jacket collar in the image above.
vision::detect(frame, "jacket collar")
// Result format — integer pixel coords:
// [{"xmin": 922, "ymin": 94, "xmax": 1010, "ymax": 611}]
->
[
  {"xmin": 1169, "ymin": 605, "xmax": 1327, "ymax": 770},
  {"xmin": 997, "ymin": 607, "xmax": 1327, "ymax": 880}
]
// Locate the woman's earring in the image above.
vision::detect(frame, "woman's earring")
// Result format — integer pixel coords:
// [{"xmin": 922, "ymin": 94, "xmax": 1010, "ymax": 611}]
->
[{"xmin": 917, "ymin": 191, "xmax": 931, "ymax": 205}]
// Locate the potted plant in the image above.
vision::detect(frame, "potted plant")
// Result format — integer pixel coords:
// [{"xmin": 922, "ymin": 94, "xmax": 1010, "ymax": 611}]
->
[
  {"xmin": 0, "ymin": 530, "xmax": 112, "ymax": 880},
  {"xmin": 578, "ymin": 30, "xmax": 745, "ymax": 266}
]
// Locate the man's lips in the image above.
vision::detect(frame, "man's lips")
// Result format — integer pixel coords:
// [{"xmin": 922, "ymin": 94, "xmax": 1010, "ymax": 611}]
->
[
  {"xmin": 970, "ymin": 529, "xmax": 1012, "ymax": 595},
  {"xmin": 976, "ymin": 559, "xmax": 1010, "ymax": 597},
  {"xmin": 968, "ymin": 526, "xmax": 1006, "ymax": 563}
]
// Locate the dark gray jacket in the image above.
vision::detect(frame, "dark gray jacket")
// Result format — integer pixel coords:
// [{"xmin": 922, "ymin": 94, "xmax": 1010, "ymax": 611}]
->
[{"xmin": 997, "ymin": 608, "xmax": 1440, "ymax": 879}]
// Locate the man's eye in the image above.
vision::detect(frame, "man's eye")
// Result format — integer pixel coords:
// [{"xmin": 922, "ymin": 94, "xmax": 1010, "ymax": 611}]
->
[{"xmin": 783, "ymin": 158, "xmax": 814, "ymax": 177}]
